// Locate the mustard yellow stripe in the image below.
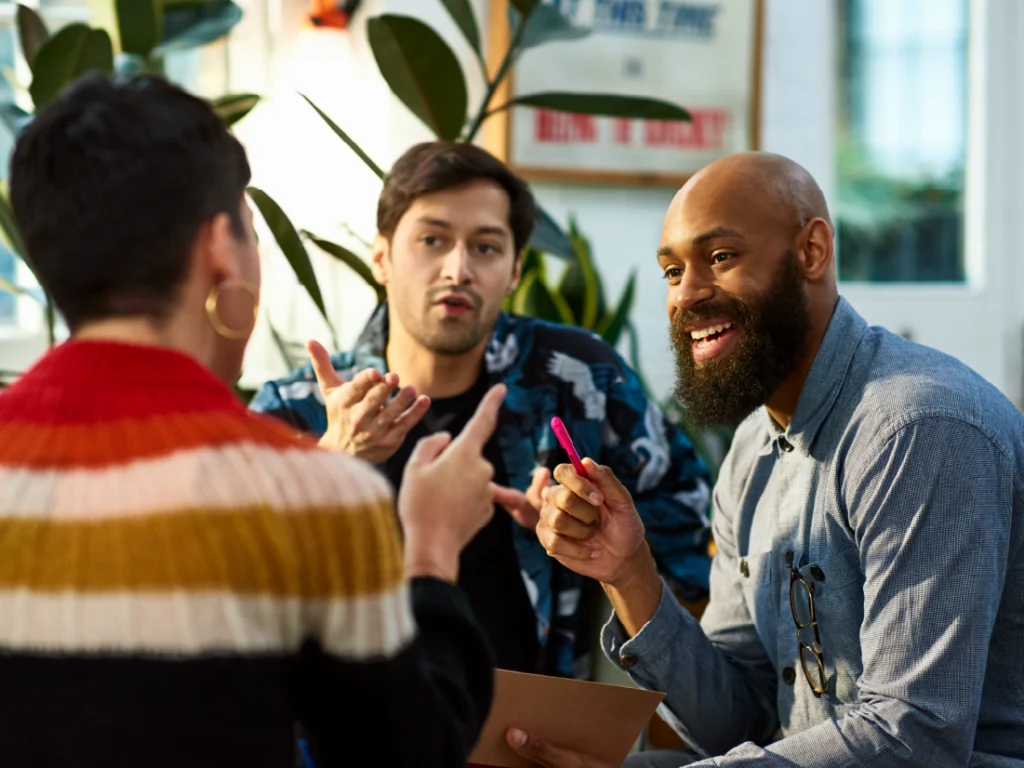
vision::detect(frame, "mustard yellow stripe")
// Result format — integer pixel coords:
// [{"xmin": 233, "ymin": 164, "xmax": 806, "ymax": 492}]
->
[{"xmin": 0, "ymin": 502, "xmax": 405, "ymax": 597}]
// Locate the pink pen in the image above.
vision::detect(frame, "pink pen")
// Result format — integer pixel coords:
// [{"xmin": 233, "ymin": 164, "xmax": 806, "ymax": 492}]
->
[{"xmin": 550, "ymin": 416, "xmax": 590, "ymax": 479}]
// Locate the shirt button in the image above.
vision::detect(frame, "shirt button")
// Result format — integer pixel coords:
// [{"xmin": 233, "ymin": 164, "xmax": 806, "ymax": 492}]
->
[
  {"xmin": 620, "ymin": 653, "xmax": 638, "ymax": 669},
  {"xmin": 779, "ymin": 437, "xmax": 794, "ymax": 453},
  {"xmin": 782, "ymin": 666, "xmax": 797, "ymax": 685},
  {"xmin": 810, "ymin": 565, "xmax": 825, "ymax": 582},
  {"xmin": 785, "ymin": 551, "xmax": 794, "ymax": 566},
  {"xmin": 739, "ymin": 559, "xmax": 750, "ymax": 578}
]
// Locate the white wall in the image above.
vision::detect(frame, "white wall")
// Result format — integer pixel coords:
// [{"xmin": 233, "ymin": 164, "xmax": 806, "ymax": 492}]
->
[{"xmin": 240, "ymin": 0, "xmax": 1024, "ymax": 408}]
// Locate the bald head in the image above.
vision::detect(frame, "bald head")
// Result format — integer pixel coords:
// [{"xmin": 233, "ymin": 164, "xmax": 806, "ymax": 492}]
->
[{"xmin": 679, "ymin": 151, "xmax": 831, "ymax": 230}]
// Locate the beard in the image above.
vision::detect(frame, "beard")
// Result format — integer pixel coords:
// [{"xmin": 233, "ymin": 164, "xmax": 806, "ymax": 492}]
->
[
  {"xmin": 671, "ymin": 250, "xmax": 811, "ymax": 428},
  {"xmin": 408, "ymin": 285, "xmax": 495, "ymax": 356}
]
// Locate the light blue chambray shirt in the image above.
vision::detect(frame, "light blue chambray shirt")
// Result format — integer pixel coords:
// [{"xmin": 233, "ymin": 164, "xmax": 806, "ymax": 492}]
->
[{"xmin": 603, "ymin": 298, "xmax": 1024, "ymax": 767}]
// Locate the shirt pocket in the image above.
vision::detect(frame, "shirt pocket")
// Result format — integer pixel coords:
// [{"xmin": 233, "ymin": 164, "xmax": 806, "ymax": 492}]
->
[
  {"xmin": 792, "ymin": 552, "xmax": 863, "ymax": 705},
  {"xmin": 739, "ymin": 550, "xmax": 777, "ymax": 644}
]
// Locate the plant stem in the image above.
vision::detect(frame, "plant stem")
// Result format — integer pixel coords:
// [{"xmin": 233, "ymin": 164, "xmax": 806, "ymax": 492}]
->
[{"xmin": 463, "ymin": 4, "xmax": 534, "ymax": 143}]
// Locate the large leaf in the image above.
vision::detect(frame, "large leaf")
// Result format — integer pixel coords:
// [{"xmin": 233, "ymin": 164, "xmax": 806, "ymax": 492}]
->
[
  {"xmin": 512, "ymin": 4, "xmax": 589, "ymax": 50},
  {"xmin": 519, "ymin": 246, "xmax": 546, "ymax": 283},
  {"xmin": 529, "ymin": 206, "xmax": 573, "ymax": 259},
  {"xmin": 154, "ymin": 0, "xmax": 242, "ymax": 55},
  {"xmin": 367, "ymin": 14, "xmax": 468, "ymax": 141},
  {"xmin": 439, "ymin": 0, "xmax": 481, "ymax": 57},
  {"xmin": 117, "ymin": 0, "xmax": 161, "ymax": 56},
  {"xmin": 513, "ymin": 270, "xmax": 574, "ymax": 325},
  {"xmin": 0, "ymin": 103, "xmax": 32, "ymax": 136},
  {"xmin": 299, "ymin": 94, "xmax": 384, "ymax": 179},
  {"xmin": 558, "ymin": 222, "xmax": 601, "ymax": 330},
  {"xmin": 596, "ymin": 270, "xmax": 636, "ymax": 345},
  {"xmin": 0, "ymin": 181, "xmax": 26, "ymax": 259},
  {"xmin": 303, "ymin": 231, "xmax": 387, "ymax": 306},
  {"xmin": 17, "ymin": 5, "xmax": 49, "ymax": 71},
  {"xmin": 494, "ymin": 92, "xmax": 691, "ymax": 121},
  {"xmin": 30, "ymin": 25, "xmax": 114, "ymax": 109},
  {"xmin": 211, "ymin": 93, "xmax": 259, "ymax": 127},
  {"xmin": 247, "ymin": 186, "xmax": 336, "ymax": 345}
]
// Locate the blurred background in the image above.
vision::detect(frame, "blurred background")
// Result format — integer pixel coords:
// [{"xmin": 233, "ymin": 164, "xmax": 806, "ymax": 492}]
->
[{"xmin": 0, "ymin": 0, "xmax": 1020, "ymax": 415}]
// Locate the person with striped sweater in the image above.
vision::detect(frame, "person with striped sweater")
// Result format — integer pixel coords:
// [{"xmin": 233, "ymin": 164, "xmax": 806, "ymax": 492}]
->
[{"xmin": 0, "ymin": 73, "xmax": 502, "ymax": 767}]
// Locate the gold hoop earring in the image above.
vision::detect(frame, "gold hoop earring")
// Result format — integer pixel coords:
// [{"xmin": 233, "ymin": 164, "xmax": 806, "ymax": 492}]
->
[{"xmin": 205, "ymin": 279, "xmax": 259, "ymax": 340}]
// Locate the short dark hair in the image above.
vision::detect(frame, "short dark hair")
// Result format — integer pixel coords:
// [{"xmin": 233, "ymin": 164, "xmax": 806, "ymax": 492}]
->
[
  {"xmin": 10, "ymin": 73, "xmax": 251, "ymax": 331},
  {"xmin": 377, "ymin": 142, "xmax": 537, "ymax": 254}
]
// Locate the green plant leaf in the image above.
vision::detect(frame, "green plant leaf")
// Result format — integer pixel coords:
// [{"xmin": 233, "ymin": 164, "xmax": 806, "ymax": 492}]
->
[
  {"xmin": 439, "ymin": 0, "xmax": 481, "ymax": 57},
  {"xmin": 493, "ymin": 92, "xmax": 690, "ymax": 121},
  {"xmin": 299, "ymin": 94, "xmax": 384, "ymax": 179},
  {"xmin": 30, "ymin": 25, "xmax": 114, "ymax": 109},
  {"xmin": 596, "ymin": 270, "xmax": 636, "ymax": 345},
  {"xmin": 303, "ymin": 230, "xmax": 387, "ymax": 305},
  {"xmin": 513, "ymin": 4, "xmax": 589, "ymax": 50},
  {"xmin": 0, "ymin": 102, "xmax": 32, "ymax": 136},
  {"xmin": 247, "ymin": 186, "xmax": 336, "ymax": 346},
  {"xmin": 367, "ymin": 14, "xmax": 468, "ymax": 141},
  {"xmin": 513, "ymin": 270, "xmax": 574, "ymax": 325},
  {"xmin": 0, "ymin": 274, "xmax": 33, "ymax": 300},
  {"xmin": 154, "ymin": 0, "xmax": 242, "ymax": 55},
  {"xmin": 519, "ymin": 246, "xmax": 545, "ymax": 283},
  {"xmin": 116, "ymin": 0, "xmax": 161, "ymax": 56},
  {"xmin": 529, "ymin": 206, "xmax": 573, "ymax": 259},
  {"xmin": 0, "ymin": 180, "xmax": 26, "ymax": 259},
  {"xmin": 558, "ymin": 222, "xmax": 601, "ymax": 329},
  {"xmin": 211, "ymin": 93, "xmax": 259, "ymax": 127},
  {"xmin": 17, "ymin": 4, "xmax": 49, "ymax": 72}
]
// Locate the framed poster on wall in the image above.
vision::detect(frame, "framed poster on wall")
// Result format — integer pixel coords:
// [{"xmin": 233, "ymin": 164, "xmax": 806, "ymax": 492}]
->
[{"xmin": 485, "ymin": 0, "xmax": 764, "ymax": 186}]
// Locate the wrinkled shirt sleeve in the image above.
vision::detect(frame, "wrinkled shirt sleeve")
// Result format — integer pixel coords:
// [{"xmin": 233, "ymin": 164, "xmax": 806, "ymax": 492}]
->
[{"xmin": 618, "ymin": 416, "xmax": 1015, "ymax": 768}]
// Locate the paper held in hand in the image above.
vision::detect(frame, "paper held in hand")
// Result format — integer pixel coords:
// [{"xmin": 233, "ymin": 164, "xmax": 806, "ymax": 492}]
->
[{"xmin": 468, "ymin": 670, "xmax": 666, "ymax": 768}]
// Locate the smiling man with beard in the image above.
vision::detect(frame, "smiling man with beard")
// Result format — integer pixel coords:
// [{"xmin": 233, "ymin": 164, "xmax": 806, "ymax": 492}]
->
[{"xmin": 500, "ymin": 152, "xmax": 1024, "ymax": 768}]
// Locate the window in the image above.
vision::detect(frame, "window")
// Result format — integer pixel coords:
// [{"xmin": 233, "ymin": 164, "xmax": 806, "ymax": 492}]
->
[{"xmin": 836, "ymin": 0, "xmax": 968, "ymax": 283}]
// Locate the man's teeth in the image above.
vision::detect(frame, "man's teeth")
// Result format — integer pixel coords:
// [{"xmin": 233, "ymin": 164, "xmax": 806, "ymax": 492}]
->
[{"xmin": 690, "ymin": 321, "xmax": 734, "ymax": 340}]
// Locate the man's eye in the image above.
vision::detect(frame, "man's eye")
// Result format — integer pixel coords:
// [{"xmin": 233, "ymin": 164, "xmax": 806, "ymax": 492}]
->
[
  {"xmin": 477, "ymin": 243, "xmax": 500, "ymax": 254},
  {"xmin": 423, "ymin": 235, "xmax": 441, "ymax": 247},
  {"xmin": 661, "ymin": 267, "xmax": 682, "ymax": 282},
  {"xmin": 711, "ymin": 251, "xmax": 736, "ymax": 265}
]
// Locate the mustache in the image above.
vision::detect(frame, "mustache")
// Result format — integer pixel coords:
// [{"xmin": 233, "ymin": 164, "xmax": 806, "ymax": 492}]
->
[
  {"xmin": 426, "ymin": 286, "xmax": 483, "ymax": 309},
  {"xmin": 671, "ymin": 298, "xmax": 748, "ymax": 337}
]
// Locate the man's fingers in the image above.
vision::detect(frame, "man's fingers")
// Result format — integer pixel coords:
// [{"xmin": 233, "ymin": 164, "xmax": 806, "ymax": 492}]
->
[
  {"xmin": 540, "ymin": 501, "xmax": 594, "ymax": 540},
  {"xmin": 537, "ymin": 521, "xmax": 598, "ymax": 562},
  {"xmin": 336, "ymin": 367, "xmax": 385, "ymax": 408},
  {"xmin": 387, "ymin": 394, "xmax": 431, "ymax": 437},
  {"xmin": 353, "ymin": 378, "xmax": 399, "ymax": 430},
  {"xmin": 582, "ymin": 458, "xmax": 633, "ymax": 504},
  {"xmin": 526, "ymin": 467, "xmax": 552, "ymax": 511},
  {"xmin": 453, "ymin": 384, "xmax": 507, "ymax": 451},
  {"xmin": 553, "ymin": 463, "xmax": 605, "ymax": 507},
  {"xmin": 506, "ymin": 728, "xmax": 610, "ymax": 768},
  {"xmin": 491, "ymin": 483, "xmax": 539, "ymax": 529},
  {"xmin": 407, "ymin": 431, "xmax": 452, "ymax": 465},
  {"xmin": 307, "ymin": 340, "xmax": 346, "ymax": 394},
  {"xmin": 549, "ymin": 484, "xmax": 600, "ymax": 526}
]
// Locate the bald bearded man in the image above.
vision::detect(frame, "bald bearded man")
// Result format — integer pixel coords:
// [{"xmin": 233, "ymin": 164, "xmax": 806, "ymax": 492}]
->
[{"xmin": 502, "ymin": 152, "xmax": 1024, "ymax": 768}]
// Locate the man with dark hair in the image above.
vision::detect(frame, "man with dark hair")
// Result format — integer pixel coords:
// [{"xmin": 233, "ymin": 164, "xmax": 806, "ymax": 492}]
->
[
  {"xmin": 252, "ymin": 141, "xmax": 713, "ymax": 679},
  {"xmin": 502, "ymin": 152, "xmax": 1024, "ymax": 768}
]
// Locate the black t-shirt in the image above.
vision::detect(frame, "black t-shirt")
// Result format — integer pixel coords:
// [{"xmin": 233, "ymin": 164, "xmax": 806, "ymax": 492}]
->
[{"xmin": 381, "ymin": 373, "xmax": 541, "ymax": 674}]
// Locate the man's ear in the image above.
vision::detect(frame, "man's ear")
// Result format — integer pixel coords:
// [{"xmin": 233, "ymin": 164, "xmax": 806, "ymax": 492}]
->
[
  {"xmin": 798, "ymin": 218, "xmax": 834, "ymax": 282},
  {"xmin": 370, "ymin": 234, "xmax": 390, "ymax": 285},
  {"xmin": 508, "ymin": 251, "xmax": 523, "ymax": 295}
]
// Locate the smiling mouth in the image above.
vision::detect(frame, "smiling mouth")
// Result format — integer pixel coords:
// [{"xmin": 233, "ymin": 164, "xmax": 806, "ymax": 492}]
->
[{"xmin": 690, "ymin": 320, "xmax": 734, "ymax": 347}]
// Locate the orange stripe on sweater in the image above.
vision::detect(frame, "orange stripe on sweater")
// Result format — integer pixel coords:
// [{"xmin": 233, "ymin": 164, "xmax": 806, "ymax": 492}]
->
[{"xmin": 0, "ymin": 411, "xmax": 315, "ymax": 468}]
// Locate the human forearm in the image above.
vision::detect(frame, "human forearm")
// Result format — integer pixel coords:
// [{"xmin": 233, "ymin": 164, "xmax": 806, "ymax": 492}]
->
[{"xmin": 601, "ymin": 542, "xmax": 663, "ymax": 637}]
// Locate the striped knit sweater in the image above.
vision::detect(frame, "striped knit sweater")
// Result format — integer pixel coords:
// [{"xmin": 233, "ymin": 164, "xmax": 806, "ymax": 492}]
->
[{"xmin": 0, "ymin": 340, "xmax": 493, "ymax": 767}]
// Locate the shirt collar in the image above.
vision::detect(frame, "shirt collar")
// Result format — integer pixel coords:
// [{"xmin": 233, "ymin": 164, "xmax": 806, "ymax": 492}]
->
[{"xmin": 762, "ymin": 297, "xmax": 868, "ymax": 454}]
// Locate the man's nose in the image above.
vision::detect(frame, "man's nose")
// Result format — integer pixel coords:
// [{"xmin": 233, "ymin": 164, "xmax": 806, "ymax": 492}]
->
[
  {"xmin": 440, "ymin": 244, "xmax": 472, "ymax": 284},
  {"xmin": 668, "ymin": 266, "xmax": 715, "ymax": 315}
]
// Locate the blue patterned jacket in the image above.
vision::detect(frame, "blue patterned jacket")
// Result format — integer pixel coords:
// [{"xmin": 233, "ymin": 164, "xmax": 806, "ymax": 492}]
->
[{"xmin": 250, "ymin": 304, "xmax": 712, "ymax": 678}]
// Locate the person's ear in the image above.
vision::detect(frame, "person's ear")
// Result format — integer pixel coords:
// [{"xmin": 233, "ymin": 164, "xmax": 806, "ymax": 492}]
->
[
  {"xmin": 508, "ymin": 251, "xmax": 523, "ymax": 295},
  {"xmin": 798, "ymin": 218, "xmax": 834, "ymax": 282},
  {"xmin": 370, "ymin": 234, "xmax": 390, "ymax": 285},
  {"xmin": 198, "ymin": 211, "xmax": 240, "ymax": 283}
]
